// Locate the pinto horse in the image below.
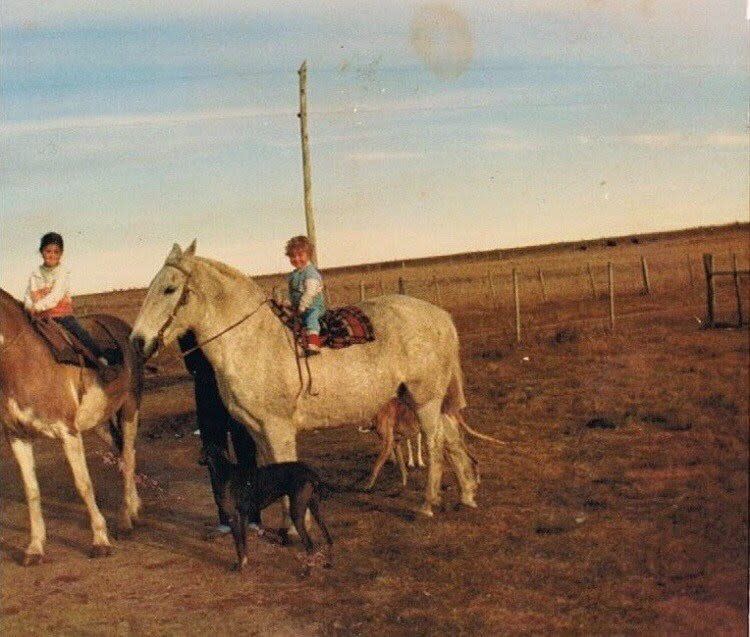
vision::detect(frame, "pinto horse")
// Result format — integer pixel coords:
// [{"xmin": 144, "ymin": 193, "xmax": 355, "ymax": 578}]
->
[{"xmin": 0, "ymin": 289, "xmax": 143, "ymax": 564}]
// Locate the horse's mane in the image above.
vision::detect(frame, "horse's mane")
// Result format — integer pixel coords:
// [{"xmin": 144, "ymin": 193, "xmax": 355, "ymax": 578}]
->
[
  {"xmin": 0, "ymin": 288, "xmax": 25, "ymax": 312},
  {"xmin": 193, "ymin": 256, "xmax": 265, "ymax": 295},
  {"xmin": 195, "ymin": 256, "xmax": 249, "ymax": 281}
]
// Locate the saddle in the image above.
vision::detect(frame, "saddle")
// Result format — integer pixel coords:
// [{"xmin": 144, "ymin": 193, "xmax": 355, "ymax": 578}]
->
[
  {"xmin": 269, "ymin": 301, "xmax": 376, "ymax": 349},
  {"xmin": 32, "ymin": 316, "xmax": 122, "ymax": 368}
]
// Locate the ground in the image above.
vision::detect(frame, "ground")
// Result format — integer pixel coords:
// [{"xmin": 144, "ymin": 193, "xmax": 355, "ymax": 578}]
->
[{"xmin": 1, "ymin": 226, "xmax": 748, "ymax": 635}]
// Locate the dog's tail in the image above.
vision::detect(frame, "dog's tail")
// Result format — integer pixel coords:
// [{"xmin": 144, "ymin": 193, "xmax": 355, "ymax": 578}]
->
[{"xmin": 314, "ymin": 478, "xmax": 349, "ymax": 500}]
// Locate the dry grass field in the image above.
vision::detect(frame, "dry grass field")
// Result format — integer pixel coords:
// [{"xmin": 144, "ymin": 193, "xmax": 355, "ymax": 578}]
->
[{"xmin": 1, "ymin": 224, "xmax": 748, "ymax": 635}]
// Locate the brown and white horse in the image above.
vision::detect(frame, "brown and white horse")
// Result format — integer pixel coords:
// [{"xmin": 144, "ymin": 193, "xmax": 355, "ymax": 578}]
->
[{"xmin": 0, "ymin": 288, "xmax": 143, "ymax": 565}]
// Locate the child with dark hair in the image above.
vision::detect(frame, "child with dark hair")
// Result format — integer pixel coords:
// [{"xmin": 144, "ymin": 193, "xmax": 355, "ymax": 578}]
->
[{"xmin": 23, "ymin": 232, "xmax": 115, "ymax": 376}]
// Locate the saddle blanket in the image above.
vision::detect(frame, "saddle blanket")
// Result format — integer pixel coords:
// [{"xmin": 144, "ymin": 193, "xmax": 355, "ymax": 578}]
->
[
  {"xmin": 32, "ymin": 316, "xmax": 121, "ymax": 368},
  {"xmin": 270, "ymin": 301, "xmax": 376, "ymax": 349}
]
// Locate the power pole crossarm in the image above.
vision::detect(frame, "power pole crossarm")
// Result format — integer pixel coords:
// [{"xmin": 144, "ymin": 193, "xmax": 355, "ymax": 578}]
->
[{"xmin": 298, "ymin": 60, "xmax": 318, "ymax": 265}]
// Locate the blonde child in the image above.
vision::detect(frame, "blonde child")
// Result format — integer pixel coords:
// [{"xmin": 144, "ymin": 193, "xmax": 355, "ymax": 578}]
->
[
  {"xmin": 24, "ymin": 232, "xmax": 114, "ymax": 375},
  {"xmin": 285, "ymin": 236, "xmax": 325, "ymax": 355}
]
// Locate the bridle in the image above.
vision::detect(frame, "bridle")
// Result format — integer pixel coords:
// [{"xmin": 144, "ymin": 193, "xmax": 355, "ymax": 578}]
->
[{"xmin": 157, "ymin": 260, "xmax": 269, "ymax": 358}]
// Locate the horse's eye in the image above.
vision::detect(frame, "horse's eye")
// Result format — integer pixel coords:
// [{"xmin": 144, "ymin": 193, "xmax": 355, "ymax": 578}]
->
[{"xmin": 164, "ymin": 286, "xmax": 177, "ymax": 295}]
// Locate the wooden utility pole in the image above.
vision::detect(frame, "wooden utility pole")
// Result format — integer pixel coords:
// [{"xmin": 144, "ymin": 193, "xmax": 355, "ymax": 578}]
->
[{"xmin": 298, "ymin": 60, "xmax": 318, "ymax": 265}]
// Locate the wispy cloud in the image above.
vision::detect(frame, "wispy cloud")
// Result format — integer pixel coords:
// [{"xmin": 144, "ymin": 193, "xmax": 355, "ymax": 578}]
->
[
  {"xmin": 1, "ymin": 107, "xmax": 293, "ymax": 137},
  {"xmin": 613, "ymin": 132, "xmax": 749, "ymax": 149},
  {"xmin": 347, "ymin": 151, "xmax": 424, "ymax": 162}
]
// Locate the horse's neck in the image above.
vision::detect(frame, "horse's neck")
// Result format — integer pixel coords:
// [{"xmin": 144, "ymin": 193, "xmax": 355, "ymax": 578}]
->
[
  {"xmin": 0, "ymin": 296, "xmax": 49, "ymax": 376},
  {"xmin": 190, "ymin": 261, "xmax": 284, "ymax": 347}
]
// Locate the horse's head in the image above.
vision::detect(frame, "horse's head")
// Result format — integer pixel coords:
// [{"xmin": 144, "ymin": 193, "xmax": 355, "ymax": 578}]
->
[{"xmin": 130, "ymin": 240, "xmax": 201, "ymax": 359}]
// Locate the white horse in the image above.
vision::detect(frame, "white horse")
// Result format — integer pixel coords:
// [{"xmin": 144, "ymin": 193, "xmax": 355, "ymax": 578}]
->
[{"xmin": 130, "ymin": 242, "xmax": 478, "ymax": 517}]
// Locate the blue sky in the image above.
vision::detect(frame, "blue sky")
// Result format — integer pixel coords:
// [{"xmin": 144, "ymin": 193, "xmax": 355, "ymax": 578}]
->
[{"xmin": 2, "ymin": 1, "xmax": 748, "ymax": 294}]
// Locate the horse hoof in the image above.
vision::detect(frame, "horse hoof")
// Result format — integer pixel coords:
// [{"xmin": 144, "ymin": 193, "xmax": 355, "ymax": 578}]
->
[
  {"xmin": 89, "ymin": 544, "xmax": 112, "ymax": 558},
  {"xmin": 460, "ymin": 495, "xmax": 478, "ymax": 508},
  {"xmin": 22, "ymin": 552, "xmax": 43, "ymax": 567},
  {"xmin": 417, "ymin": 504, "xmax": 434, "ymax": 518}
]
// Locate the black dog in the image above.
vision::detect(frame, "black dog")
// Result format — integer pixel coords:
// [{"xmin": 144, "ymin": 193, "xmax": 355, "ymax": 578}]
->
[{"xmin": 201, "ymin": 445, "xmax": 333, "ymax": 572}]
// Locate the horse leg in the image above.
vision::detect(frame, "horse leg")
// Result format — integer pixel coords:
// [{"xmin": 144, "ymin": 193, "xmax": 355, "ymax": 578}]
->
[
  {"xmin": 415, "ymin": 399, "xmax": 446, "ymax": 517},
  {"xmin": 9, "ymin": 437, "xmax": 46, "ymax": 565},
  {"xmin": 117, "ymin": 402, "xmax": 142, "ymax": 532},
  {"xmin": 261, "ymin": 419, "xmax": 300, "ymax": 534},
  {"xmin": 60, "ymin": 432, "xmax": 112, "ymax": 556},
  {"xmin": 442, "ymin": 413, "xmax": 479, "ymax": 508}
]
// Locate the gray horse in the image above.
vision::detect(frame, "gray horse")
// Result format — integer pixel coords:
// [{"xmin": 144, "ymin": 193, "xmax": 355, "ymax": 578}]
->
[{"xmin": 130, "ymin": 242, "xmax": 478, "ymax": 518}]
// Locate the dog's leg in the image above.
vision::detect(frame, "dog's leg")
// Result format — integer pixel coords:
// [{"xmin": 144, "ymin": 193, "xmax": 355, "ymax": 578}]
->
[
  {"xmin": 416, "ymin": 431, "xmax": 426, "ymax": 468},
  {"xmin": 228, "ymin": 513, "xmax": 247, "ymax": 571},
  {"xmin": 406, "ymin": 437, "xmax": 416, "ymax": 468},
  {"xmin": 308, "ymin": 494, "xmax": 333, "ymax": 568},
  {"xmin": 365, "ymin": 424, "xmax": 395, "ymax": 490}
]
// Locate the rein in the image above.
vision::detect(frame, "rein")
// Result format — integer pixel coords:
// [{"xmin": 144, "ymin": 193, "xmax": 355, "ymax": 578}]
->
[{"xmin": 160, "ymin": 259, "xmax": 316, "ymax": 395}]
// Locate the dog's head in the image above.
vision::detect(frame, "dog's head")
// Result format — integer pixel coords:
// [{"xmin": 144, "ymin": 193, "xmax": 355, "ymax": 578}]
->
[{"xmin": 198, "ymin": 444, "xmax": 237, "ymax": 482}]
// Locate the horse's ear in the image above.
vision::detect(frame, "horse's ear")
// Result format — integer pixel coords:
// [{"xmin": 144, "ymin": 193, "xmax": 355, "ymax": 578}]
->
[
  {"xmin": 185, "ymin": 239, "xmax": 197, "ymax": 256},
  {"xmin": 167, "ymin": 243, "xmax": 182, "ymax": 261}
]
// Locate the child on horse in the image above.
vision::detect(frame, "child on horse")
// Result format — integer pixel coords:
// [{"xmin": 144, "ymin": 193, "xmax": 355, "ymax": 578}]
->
[
  {"xmin": 23, "ymin": 232, "xmax": 116, "ymax": 378},
  {"xmin": 285, "ymin": 235, "xmax": 325, "ymax": 356}
]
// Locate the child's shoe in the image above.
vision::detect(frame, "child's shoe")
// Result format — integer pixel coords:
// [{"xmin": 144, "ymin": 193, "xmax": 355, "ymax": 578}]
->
[{"xmin": 304, "ymin": 332, "xmax": 322, "ymax": 356}]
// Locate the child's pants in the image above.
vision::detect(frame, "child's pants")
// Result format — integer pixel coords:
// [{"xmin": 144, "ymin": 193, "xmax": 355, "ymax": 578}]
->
[
  {"xmin": 54, "ymin": 316, "xmax": 106, "ymax": 360},
  {"xmin": 301, "ymin": 306, "xmax": 324, "ymax": 334}
]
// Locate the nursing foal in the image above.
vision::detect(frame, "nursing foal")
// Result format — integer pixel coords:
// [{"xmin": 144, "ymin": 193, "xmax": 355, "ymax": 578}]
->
[{"xmin": 0, "ymin": 289, "xmax": 143, "ymax": 564}]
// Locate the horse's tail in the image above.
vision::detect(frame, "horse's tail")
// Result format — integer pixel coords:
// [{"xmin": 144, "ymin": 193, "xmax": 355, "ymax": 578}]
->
[
  {"xmin": 445, "ymin": 410, "xmax": 507, "ymax": 447},
  {"xmin": 442, "ymin": 355, "xmax": 467, "ymax": 414}
]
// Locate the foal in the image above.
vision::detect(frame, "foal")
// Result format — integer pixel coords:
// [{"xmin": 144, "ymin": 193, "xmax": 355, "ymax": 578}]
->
[
  {"xmin": 201, "ymin": 445, "xmax": 333, "ymax": 572},
  {"xmin": 364, "ymin": 394, "xmax": 421, "ymax": 490}
]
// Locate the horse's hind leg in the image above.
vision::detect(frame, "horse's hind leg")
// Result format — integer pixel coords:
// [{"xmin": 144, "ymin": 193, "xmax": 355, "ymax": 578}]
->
[
  {"xmin": 442, "ymin": 413, "xmax": 479, "ymax": 508},
  {"xmin": 117, "ymin": 401, "xmax": 142, "ymax": 531},
  {"xmin": 60, "ymin": 432, "xmax": 112, "ymax": 557},
  {"xmin": 9, "ymin": 437, "xmax": 46, "ymax": 565},
  {"xmin": 414, "ymin": 398, "xmax": 446, "ymax": 517}
]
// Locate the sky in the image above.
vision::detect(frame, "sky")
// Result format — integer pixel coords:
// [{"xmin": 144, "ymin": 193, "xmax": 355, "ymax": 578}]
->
[{"xmin": 1, "ymin": 1, "xmax": 748, "ymax": 295}]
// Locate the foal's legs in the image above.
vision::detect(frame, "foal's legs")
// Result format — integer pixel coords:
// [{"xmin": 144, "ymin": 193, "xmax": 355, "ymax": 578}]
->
[
  {"xmin": 60, "ymin": 432, "xmax": 112, "ymax": 556},
  {"xmin": 9, "ymin": 437, "xmax": 46, "ymax": 565}
]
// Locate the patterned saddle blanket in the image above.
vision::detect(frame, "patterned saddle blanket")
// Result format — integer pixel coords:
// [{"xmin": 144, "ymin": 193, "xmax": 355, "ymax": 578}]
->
[
  {"xmin": 269, "ymin": 301, "xmax": 376, "ymax": 349},
  {"xmin": 32, "ymin": 316, "xmax": 121, "ymax": 368}
]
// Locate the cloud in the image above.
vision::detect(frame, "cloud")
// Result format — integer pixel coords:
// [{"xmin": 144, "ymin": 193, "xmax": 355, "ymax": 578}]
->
[
  {"xmin": 346, "ymin": 151, "xmax": 424, "ymax": 162},
  {"xmin": 614, "ymin": 132, "xmax": 749, "ymax": 149},
  {"xmin": 0, "ymin": 107, "xmax": 292, "ymax": 137}
]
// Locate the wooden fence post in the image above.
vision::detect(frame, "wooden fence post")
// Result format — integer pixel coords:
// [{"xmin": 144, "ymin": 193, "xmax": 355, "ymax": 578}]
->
[
  {"xmin": 537, "ymin": 267, "xmax": 547, "ymax": 301},
  {"xmin": 398, "ymin": 276, "xmax": 406, "ymax": 295},
  {"xmin": 640, "ymin": 256, "xmax": 651, "ymax": 295},
  {"xmin": 608, "ymin": 262, "xmax": 615, "ymax": 332},
  {"xmin": 732, "ymin": 253, "xmax": 744, "ymax": 327},
  {"xmin": 359, "ymin": 279, "xmax": 365, "ymax": 302},
  {"xmin": 433, "ymin": 276, "xmax": 442, "ymax": 306},
  {"xmin": 586, "ymin": 264, "xmax": 597, "ymax": 299},
  {"xmin": 487, "ymin": 269, "xmax": 498, "ymax": 308},
  {"xmin": 702, "ymin": 253, "xmax": 715, "ymax": 328},
  {"xmin": 512, "ymin": 268, "xmax": 521, "ymax": 344}
]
